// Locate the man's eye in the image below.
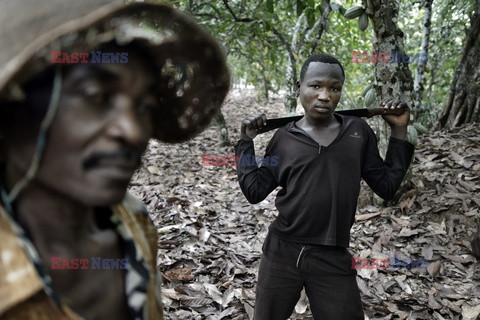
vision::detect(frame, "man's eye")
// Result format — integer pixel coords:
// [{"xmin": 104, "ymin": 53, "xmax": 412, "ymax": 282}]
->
[
  {"xmin": 81, "ymin": 85, "xmax": 108, "ymax": 104},
  {"xmin": 312, "ymin": 85, "xmax": 320, "ymax": 89}
]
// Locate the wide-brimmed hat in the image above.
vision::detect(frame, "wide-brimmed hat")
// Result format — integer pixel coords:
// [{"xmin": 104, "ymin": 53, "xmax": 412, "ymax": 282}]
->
[{"xmin": 0, "ymin": 0, "xmax": 230, "ymax": 143}]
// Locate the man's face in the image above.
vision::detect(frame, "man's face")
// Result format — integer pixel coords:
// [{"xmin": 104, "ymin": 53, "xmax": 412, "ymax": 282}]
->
[
  {"xmin": 298, "ymin": 61, "xmax": 344, "ymax": 120},
  {"xmin": 3, "ymin": 50, "xmax": 158, "ymax": 206}
]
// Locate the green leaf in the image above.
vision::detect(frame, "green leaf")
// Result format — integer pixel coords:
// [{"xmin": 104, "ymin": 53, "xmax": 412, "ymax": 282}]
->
[
  {"xmin": 236, "ymin": 39, "xmax": 246, "ymax": 48},
  {"xmin": 266, "ymin": 0, "xmax": 274, "ymax": 13},
  {"xmin": 263, "ymin": 21, "xmax": 272, "ymax": 31},
  {"xmin": 307, "ymin": 9, "xmax": 315, "ymax": 28},
  {"xmin": 316, "ymin": 2, "xmax": 324, "ymax": 14},
  {"xmin": 296, "ymin": 0, "xmax": 306, "ymax": 17},
  {"xmin": 208, "ymin": 3, "xmax": 222, "ymax": 16}
]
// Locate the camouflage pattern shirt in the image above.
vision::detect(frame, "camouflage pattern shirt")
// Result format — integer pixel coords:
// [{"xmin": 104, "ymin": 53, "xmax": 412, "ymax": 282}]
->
[{"xmin": 0, "ymin": 193, "xmax": 164, "ymax": 320}]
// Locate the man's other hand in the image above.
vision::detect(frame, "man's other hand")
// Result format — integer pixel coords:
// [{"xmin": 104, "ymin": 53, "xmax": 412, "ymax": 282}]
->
[
  {"xmin": 381, "ymin": 99, "xmax": 409, "ymax": 140},
  {"xmin": 240, "ymin": 114, "xmax": 267, "ymax": 140}
]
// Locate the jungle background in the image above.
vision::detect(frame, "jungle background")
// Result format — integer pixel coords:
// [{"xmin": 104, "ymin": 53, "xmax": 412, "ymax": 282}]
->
[{"xmin": 128, "ymin": 0, "xmax": 480, "ymax": 318}]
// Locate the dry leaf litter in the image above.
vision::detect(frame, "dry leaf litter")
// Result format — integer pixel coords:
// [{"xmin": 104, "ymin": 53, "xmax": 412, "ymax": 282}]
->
[{"xmin": 129, "ymin": 89, "xmax": 480, "ymax": 320}]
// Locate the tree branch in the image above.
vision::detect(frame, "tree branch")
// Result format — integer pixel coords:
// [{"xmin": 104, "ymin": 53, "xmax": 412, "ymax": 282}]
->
[
  {"xmin": 413, "ymin": 0, "xmax": 433, "ymax": 115},
  {"xmin": 272, "ymin": 27, "xmax": 297, "ymax": 86},
  {"xmin": 222, "ymin": 0, "xmax": 256, "ymax": 22},
  {"xmin": 272, "ymin": 27, "xmax": 295, "ymax": 65},
  {"xmin": 192, "ymin": 13, "xmax": 220, "ymax": 20},
  {"xmin": 309, "ymin": 0, "xmax": 332, "ymax": 55},
  {"xmin": 292, "ymin": 11, "xmax": 306, "ymax": 53}
]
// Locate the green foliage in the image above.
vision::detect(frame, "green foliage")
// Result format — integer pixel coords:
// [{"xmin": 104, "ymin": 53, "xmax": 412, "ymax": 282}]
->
[
  {"xmin": 165, "ymin": 0, "xmax": 470, "ymax": 128},
  {"xmin": 397, "ymin": 0, "xmax": 475, "ymax": 127}
]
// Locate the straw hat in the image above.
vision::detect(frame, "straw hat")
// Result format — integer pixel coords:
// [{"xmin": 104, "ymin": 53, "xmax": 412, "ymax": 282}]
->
[{"xmin": 0, "ymin": 0, "xmax": 230, "ymax": 143}]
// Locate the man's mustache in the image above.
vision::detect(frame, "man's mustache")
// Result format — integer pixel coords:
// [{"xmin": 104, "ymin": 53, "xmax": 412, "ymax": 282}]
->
[{"xmin": 82, "ymin": 147, "xmax": 142, "ymax": 170}]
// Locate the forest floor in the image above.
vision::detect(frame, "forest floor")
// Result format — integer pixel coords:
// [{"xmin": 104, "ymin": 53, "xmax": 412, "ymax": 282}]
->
[{"xmin": 129, "ymin": 88, "xmax": 480, "ymax": 320}]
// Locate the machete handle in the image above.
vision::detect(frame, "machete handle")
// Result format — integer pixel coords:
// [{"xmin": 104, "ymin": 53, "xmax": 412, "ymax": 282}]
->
[
  {"xmin": 257, "ymin": 115, "xmax": 303, "ymax": 133},
  {"xmin": 257, "ymin": 106, "xmax": 407, "ymax": 134}
]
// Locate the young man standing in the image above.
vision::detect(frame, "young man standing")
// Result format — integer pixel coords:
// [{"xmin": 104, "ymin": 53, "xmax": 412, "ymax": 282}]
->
[
  {"xmin": 0, "ymin": 1, "xmax": 229, "ymax": 319},
  {"xmin": 235, "ymin": 54, "xmax": 414, "ymax": 319}
]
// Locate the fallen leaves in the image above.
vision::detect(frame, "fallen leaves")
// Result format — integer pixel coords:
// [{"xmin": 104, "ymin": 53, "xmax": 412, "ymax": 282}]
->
[
  {"xmin": 129, "ymin": 89, "xmax": 480, "ymax": 319},
  {"xmin": 164, "ymin": 265, "xmax": 195, "ymax": 282},
  {"xmin": 352, "ymin": 123, "xmax": 480, "ymax": 319},
  {"xmin": 427, "ymin": 260, "xmax": 442, "ymax": 278}
]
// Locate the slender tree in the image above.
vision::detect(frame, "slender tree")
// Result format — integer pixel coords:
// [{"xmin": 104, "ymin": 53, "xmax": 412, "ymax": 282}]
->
[
  {"xmin": 413, "ymin": 0, "xmax": 434, "ymax": 117},
  {"xmin": 361, "ymin": 0, "xmax": 414, "ymax": 105},
  {"xmin": 436, "ymin": 0, "xmax": 480, "ymax": 128}
]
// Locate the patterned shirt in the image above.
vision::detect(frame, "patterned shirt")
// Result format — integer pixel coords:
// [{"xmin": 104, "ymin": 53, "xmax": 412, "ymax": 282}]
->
[{"xmin": 0, "ymin": 193, "xmax": 164, "ymax": 319}]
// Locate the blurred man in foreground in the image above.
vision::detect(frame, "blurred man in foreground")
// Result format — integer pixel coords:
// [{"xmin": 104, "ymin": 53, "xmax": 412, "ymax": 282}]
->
[{"xmin": 0, "ymin": 1, "xmax": 229, "ymax": 319}]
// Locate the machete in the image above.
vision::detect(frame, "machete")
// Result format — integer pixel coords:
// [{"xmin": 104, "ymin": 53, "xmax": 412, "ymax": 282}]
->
[{"xmin": 258, "ymin": 107, "xmax": 405, "ymax": 133}]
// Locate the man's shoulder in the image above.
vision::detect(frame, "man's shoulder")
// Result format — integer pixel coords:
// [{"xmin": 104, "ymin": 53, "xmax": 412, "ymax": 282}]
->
[
  {"xmin": 120, "ymin": 192, "xmax": 149, "ymax": 217},
  {"xmin": 337, "ymin": 113, "xmax": 370, "ymax": 127},
  {"xmin": 337, "ymin": 114, "xmax": 375, "ymax": 136},
  {"xmin": 0, "ymin": 205, "xmax": 46, "ymax": 316},
  {"xmin": 273, "ymin": 121, "xmax": 300, "ymax": 138},
  {"xmin": 112, "ymin": 192, "xmax": 158, "ymax": 270},
  {"xmin": 114, "ymin": 192, "xmax": 156, "ymax": 239}
]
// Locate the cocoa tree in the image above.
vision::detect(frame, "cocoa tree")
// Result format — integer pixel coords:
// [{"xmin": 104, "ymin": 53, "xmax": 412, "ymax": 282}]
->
[
  {"xmin": 413, "ymin": 0, "xmax": 434, "ymax": 116},
  {"xmin": 348, "ymin": 0, "xmax": 416, "ymax": 202},
  {"xmin": 361, "ymin": 0, "xmax": 414, "ymax": 107},
  {"xmin": 351, "ymin": 0, "xmax": 416, "ymax": 158},
  {"xmin": 170, "ymin": 0, "xmax": 338, "ymax": 115}
]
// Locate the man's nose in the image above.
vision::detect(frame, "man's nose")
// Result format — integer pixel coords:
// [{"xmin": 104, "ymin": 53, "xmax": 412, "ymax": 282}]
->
[
  {"xmin": 108, "ymin": 95, "xmax": 150, "ymax": 145},
  {"xmin": 317, "ymin": 88, "xmax": 330, "ymax": 101}
]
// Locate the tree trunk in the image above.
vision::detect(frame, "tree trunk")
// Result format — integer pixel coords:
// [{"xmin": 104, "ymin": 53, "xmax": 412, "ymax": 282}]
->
[
  {"xmin": 435, "ymin": 0, "xmax": 480, "ymax": 129},
  {"xmin": 361, "ymin": 0, "xmax": 415, "ymax": 204},
  {"xmin": 361, "ymin": 0, "xmax": 414, "ymax": 158},
  {"xmin": 272, "ymin": 27, "xmax": 298, "ymax": 115},
  {"xmin": 413, "ymin": 0, "xmax": 433, "ymax": 118},
  {"xmin": 362, "ymin": 0, "xmax": 414, "ymax": 105},
  {"xmin": 308, "ymin": 0, "xmax": 332, "ymax": 57}
]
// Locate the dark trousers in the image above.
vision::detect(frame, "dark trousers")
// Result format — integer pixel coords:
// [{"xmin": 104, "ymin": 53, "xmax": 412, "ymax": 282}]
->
[{"xmin": 254, "ymin": 233, "xmax": 364, "ymax": 320}]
